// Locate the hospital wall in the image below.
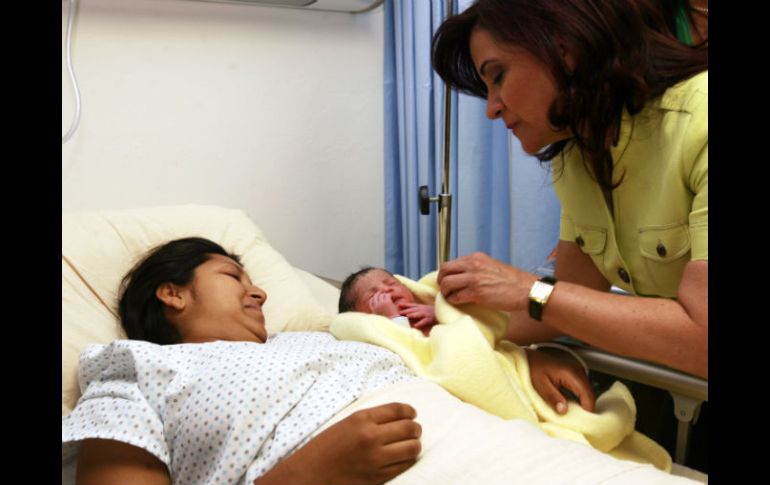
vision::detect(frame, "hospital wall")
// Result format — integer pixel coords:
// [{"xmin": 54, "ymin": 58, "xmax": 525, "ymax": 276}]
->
[{"xmin": 62, "ymin": 0, "xmax": 385, "ymax": 281}]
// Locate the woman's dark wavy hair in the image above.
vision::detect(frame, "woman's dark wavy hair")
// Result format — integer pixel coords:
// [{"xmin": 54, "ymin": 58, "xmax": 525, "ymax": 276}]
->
[
  {"xmin": 118, "ymin": 237, "xmax": 240, "ymax": 345},
  {"xmin": 432, "ymin": 0, "xmax": 708, "ymax": 190}
]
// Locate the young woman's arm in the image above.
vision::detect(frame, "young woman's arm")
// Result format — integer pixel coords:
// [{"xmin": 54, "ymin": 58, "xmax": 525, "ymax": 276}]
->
[
  {"xmin": 254, "ymin": 402, "xmax": 422, "ymax": 485},
  {"xmin": 76, "ymin": 439, "xmax": 171, "ymax": 485},
  {"xmin": 76, "ymin": 402, "xmax": 421, "ymax": 485}
]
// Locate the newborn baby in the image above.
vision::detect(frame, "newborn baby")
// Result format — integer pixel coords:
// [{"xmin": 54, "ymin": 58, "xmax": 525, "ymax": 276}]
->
[{"xmin": 338, "ymin": 267, "xmax": 438, "ymax": 335}]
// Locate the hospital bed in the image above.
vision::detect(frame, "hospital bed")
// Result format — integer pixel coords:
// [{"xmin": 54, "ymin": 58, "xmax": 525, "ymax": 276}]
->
[{"xmin": 61, "ymin": 204, "xmax": 707, "ymax": 484}]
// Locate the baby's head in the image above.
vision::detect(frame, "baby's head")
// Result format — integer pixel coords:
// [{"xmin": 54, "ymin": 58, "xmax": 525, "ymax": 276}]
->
[{"xmin": 338, "ymin": 267, "xmax": 415, "ymax": 314}]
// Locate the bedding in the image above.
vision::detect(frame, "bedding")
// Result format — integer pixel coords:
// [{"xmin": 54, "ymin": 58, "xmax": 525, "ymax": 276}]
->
[
  {"xmin": 62, "ymin": 205, "xmax": 706, "ymax": 485},
  {"xmin": 330, "ymin": 272, "xmax": 671, "ymax": 471},
  {"xmin": 316, "ymin": 379, "xmax": 698, "ymax": 485}
]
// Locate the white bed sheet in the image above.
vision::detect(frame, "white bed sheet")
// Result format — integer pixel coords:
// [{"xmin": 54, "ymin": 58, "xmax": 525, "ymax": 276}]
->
[
  {"xmin": 314, "ymin": 379, "xmax": 705, "ymax": 485},
  {"xmin": 60, "ymin": 205, "xmax": 707, "ymax": 484},
  {"xmin": 63, "ymin": 379, "xmax": 706, "ymax": 485}
]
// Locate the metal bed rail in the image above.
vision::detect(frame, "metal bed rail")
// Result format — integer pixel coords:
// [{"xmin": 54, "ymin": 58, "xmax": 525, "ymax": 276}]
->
[{"xmin": 559, "ymin": 341, "xmax": 707, "ymax": 465}]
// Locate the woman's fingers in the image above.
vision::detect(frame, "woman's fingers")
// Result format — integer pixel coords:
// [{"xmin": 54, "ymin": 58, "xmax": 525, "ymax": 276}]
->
[
  {"xmin": 356, "ymin": 404, "xmax": 422, "ymax": 469},
  {"xmin": 379, "ymin": 438, "xmax": 422, "ymax": 464},
  {"xmin": 535, "ymin": 375, "xmax": 569, "ymax": 415},
  {"xmin": 376, "ymin": 454, "xmax": 420, "ymax": 484},
  {"xmin": 439, "ymin": 253, "xmax": 535, "ymax": 311},
  {"xmin": 287, "ymin": 402, "xmax": 422, "ymax": 485},
  {"xmin": 437, "ymin": 273, "xmax": 476, "ymax": 304},
  {"xmin": 557, "ymin": 372, "xmax": 596, "ymax": 413},
  {"xmin": 362, "ymin": 402, "xmax": 417, "ymax": 424},
  {"xmin": 375, "ymin": 417, "xmax": 423, "ymax": 445},
  {"xmin": 528, "ymin": 349, "xmax": 597, "ymax": 415},
  {"xmin": 438, "ymin": 253, "xmax": 497, "ymax": 304}
]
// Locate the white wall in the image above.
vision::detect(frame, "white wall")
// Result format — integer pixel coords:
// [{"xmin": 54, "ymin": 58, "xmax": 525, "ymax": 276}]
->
[{"xmin": 62, "ymin": 0, "xmax": 385, "ymax": 281}]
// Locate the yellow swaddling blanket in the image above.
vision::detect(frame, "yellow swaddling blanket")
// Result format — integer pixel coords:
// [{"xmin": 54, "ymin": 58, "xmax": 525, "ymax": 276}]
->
[{"xmin": 330, "ymin": 271, "xmax": 672, "ymax": 472}]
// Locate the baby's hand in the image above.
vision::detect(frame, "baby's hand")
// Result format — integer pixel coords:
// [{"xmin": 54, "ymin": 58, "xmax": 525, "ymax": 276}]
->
[
  {"xmin": 368, "ymin": 291, "xmax": 400, "ymax": 318},
  {"xmin": 399, "ymin": 303, "xmax": 438, "ymax": 336}
]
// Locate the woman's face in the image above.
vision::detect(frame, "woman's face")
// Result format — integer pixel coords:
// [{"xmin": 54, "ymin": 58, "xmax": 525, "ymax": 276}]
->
[
  {"xmin": 353, "ymin": 269, "xmax": 415, "ymax": 313},
  {"xmin": 469, "ymin": 28, "xmax": 572, "ymax": 154},
  {"xmin": 168, "ymin": 254, "xmax": 268, "ymax": 343}
]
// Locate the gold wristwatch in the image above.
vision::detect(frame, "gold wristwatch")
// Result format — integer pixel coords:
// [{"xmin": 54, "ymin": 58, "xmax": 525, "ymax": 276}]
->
[{"xmin": 528, "ymin": 276, "xmax": 557, "ymax": 321}]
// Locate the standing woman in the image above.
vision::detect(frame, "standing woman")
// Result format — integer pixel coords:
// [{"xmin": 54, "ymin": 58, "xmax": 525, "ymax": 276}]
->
[{"xmin": 433, "ymin": 0, "xmax": 708, "ymax": 379}]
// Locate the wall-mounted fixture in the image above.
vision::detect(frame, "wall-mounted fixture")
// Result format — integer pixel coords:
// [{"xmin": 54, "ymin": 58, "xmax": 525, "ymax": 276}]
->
[{"xmin": 190, "ymin": 0, "xmax": 384, "ymax": 13}]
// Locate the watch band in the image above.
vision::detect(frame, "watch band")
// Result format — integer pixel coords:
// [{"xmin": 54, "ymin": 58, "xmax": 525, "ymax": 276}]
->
[{"xmin": 528, "ymin": 276, "xmax": 557, "ymax": 321}]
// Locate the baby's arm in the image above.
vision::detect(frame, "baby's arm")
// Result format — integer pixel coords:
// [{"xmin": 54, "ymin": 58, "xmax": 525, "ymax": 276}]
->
[
  {"xmin": 368, "ymin": 291, "xmax": 400, "ymax": 318},
  {"xmin": 398, "ymin": 303, "xmax": 438, "ymax": 336}
]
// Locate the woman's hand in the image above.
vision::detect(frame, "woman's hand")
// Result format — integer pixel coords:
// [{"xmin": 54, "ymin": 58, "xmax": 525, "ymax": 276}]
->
[
  {"xmin": 368, "ymin": 291, "xmax": 400, "ymax": 318},
  {"xmin": 398, "ymin": 303, "xmax": 438, "ymax": 335},
  {"xmin": 437, "ymin": 252, "xmax": 537, "ymax": 312},
  {"xmin": 526, "ymin": 348, "xmax": 595, "ymax": 414},
  {"xmin": 255, "ymin": 402, "xmax": 422, "ymax": 485}
]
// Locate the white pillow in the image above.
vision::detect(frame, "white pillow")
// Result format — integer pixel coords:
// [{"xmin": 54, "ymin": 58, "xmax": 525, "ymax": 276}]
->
[{"xmin": 62, "ymin": 204, "xmax": 333, "ymax": 416}]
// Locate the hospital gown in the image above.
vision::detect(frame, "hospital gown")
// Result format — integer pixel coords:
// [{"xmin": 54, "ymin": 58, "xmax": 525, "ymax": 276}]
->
[{"xmin": 61, "ymin": 332, "xmax": 417, "ymax": 485}]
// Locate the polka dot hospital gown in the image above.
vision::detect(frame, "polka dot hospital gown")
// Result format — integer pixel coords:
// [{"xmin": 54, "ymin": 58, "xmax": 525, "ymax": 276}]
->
[{"xmin": 62, "ymin": 332, "xmax": 417, "ymax": 485}]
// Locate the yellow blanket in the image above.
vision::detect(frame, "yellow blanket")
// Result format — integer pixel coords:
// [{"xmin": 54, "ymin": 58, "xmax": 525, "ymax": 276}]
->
[{"xmin": 330, "ymin": 272, "xmax": 672, "ymax": 471}]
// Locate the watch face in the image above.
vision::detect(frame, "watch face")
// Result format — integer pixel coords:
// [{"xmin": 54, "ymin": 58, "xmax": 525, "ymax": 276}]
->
[{"xmin": 530, "ymin": 281, "xmax": 553, "ymax": 302}]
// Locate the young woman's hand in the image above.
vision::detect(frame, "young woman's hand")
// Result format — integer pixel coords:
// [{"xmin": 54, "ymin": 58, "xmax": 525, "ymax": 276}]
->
[
  {"xmin": 526, "ymin": 348, "xmax": 595, "ymax": 414},
  {"xmin": 368, "ymin": 291, "xmax": 401, "ymax": 319},
  {"xmin": 437, "ymin": 252, "xmax": 537, "ymax": 312},
  {"xmin": 398, "ymin": 303, "xmax": 438, "ymax": 336},
  {"xmin": 254, "ymin": 402, "xmax": 422, "ymax": 485}
]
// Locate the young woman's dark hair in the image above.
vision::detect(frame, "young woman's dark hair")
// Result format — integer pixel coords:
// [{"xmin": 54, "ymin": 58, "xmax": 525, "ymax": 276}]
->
[
  {"xmin": 431, "ymin": 0, "xmax": 708, "ymax": 191},
  {"xmin": 338, "ymin": 266, "xmax": 378, "ymax": 313},
  {"xmin": 118, "ymin": 237, "xmax": 241, "ymax": 345}
]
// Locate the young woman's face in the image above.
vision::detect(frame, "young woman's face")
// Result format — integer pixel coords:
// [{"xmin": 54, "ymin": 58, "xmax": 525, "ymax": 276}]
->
[
  {"xmin": 171, "ymin": 254, "xmax": 268, "ymax": 343},
  {"xmin": 469, "ymin": 28, "xmax": 572, "ymax": 154},
  {"xmin": 352, "ymin": 269, "xmax": 414, "ymax": 312}
]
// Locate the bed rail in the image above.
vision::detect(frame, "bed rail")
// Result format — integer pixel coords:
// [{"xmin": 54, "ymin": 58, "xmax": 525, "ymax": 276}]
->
[{"xmin": 559, "ymin": 340, "xmax": 707, "ymax": 465}]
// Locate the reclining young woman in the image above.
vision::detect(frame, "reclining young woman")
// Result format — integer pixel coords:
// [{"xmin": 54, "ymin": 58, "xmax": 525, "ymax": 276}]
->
[{"xmin": 63, "ymin": 237, "xmax": 694, "ymax": 485}]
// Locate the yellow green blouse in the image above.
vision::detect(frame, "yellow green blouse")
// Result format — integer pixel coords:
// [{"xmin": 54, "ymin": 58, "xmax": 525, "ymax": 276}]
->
[{"xmin": 553, "ymin": 71, "xmax": 708, "ymax": 298}]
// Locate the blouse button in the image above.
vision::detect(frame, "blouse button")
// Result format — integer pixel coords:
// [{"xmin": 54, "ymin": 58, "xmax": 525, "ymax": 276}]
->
[
  {"xmin": 575, "ymin": 235, "xmax": 585, "ymax": 247},
  {"xmin": 617, "ymin": 267, "xmax": 630, "ymax": 284},
  {"xmin": 656, "ymin": 242, "xmax": 667, "ymax": 257}
]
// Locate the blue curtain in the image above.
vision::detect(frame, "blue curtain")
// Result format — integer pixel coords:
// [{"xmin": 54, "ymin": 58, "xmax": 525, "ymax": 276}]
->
[{"xmin": 384, "ymin": 0, "xmax": 561, "ymax": 279}]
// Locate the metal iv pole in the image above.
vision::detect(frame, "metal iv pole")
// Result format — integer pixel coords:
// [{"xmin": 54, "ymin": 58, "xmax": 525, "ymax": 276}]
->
[{"xmin": 419, "ymin": 0, "xmax": 454, "ymax": 268}]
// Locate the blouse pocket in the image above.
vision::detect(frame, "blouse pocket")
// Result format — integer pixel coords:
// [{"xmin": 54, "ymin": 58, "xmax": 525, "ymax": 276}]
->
[
  {"xmin": 638, "ymin": 223, "xmax": 691, "ymax": 263},
  {"xmin": 573, "ymin": 224, "xmax": 607, "ymax": 255}
]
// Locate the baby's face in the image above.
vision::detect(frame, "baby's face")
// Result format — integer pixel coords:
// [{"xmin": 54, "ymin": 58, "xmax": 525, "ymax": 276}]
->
[{"xmin": 353, "ymin": 269, "xmax": 415, "ymax": 312}]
